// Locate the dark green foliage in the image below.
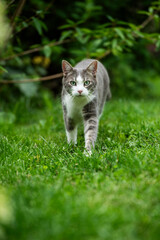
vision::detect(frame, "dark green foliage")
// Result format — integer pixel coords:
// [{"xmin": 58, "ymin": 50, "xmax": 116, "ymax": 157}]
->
[
  {"xmin": 106, "ymin": 53, "xmax": 160, "ymax": 98},
  {"xmin": 0, "ymin": 0, "xmax": 160, "ymax": 99}
]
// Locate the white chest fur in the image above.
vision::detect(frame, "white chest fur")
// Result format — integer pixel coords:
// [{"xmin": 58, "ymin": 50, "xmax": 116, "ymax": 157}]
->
[{"xmin": 64, "ymin": 94, "xmax": 93, "ymax": 121}]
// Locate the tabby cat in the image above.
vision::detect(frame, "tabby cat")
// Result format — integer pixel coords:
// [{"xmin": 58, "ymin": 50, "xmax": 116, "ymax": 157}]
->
[{"xmin": 61, "ymin": 59, "xmax": 111, "ymax": 155}]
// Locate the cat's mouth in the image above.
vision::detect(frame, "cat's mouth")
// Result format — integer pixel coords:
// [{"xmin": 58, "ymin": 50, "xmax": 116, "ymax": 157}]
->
[
  {"xmin": 71, "ymin": 92, "xmax": 88, "ymax": 98},
  {"xmin": 76, "ymin": 94, "xmax": 86, "ymax": 98}
]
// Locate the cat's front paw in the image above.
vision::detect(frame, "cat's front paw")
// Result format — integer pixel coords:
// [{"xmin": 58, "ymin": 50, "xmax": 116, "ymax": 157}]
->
[{"xmin": 83, "ymin": 149, "xmax": 92, "ymax": 157}]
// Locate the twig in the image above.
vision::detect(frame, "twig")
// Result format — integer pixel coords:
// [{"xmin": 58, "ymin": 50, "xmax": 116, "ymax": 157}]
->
[
  {"xmin": 0, "ymin": 73, "xmax": 63, "ymax": 84},
  {"xmin": 139, "ymin": 10, "xmax": 159, "ymax": 30},
  {"xmin": 6, "ymin": 0, "xmax": 15, "ymax": 8},
  {"xmin": 96, "ymin": 50, "xmax": 111, "ymax": 60},
  {"xmin": 0, "ymin": 39, "xmax": 73, "ymax": 61},
  {"xmin": 11, "ymin": 0, "xmax": 27, "ymax": 31}
]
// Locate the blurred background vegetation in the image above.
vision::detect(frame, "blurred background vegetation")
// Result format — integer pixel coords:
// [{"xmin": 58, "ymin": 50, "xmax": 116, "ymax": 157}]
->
[
  {"xmin": 0, "ymin": 0, "xmax": 160, "ymax": 107},
  {"xmin": 1, "ymin": 2, "xmax": 160, "ymax": 239}
]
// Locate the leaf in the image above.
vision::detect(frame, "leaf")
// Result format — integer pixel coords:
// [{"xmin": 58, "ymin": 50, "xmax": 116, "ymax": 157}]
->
[
  {"xmin": 103, "ymin": 41, "xmax": 110, "ymax": 47},
  {"xmin": 17, "ymin": 82, "xmax": 39, "ymax": 98},
  {"xmin": 76, "ymin": 27, "xmax": 83, "ymax": 37},
  {"xmin": 126, "ymin": 31, "xmax": 134, "ymax": 40},
  {"xmin": 115, "ymin": 28, "xmax": 125, "ymax": 40},
  {"xmin": 22, "ymin": 21, "xmax": 28, "ymax": 28},
  {"xmin": 154, "ymin": 14, "xmax": 160, "ymax": 28},
  {"xmin": 74, "ymin": 28, "xmax": 91, "ymax": 44},
  {"xmin": 10, "ymin": 72, "xmax": 39, "ymax": 98},
  {"xmin": 155, "ymin": 39, "xmax": 160, "ymax": 50},
  {"xmin": 80, "ymin": 28, "xmax": 92, "ymax": 34},
  {"xmin": 13, "ymin": 46, "xmax": 23, "ymax": 53},
  {"xmin": 92, "ymin": 39, "xmax": 102, "ymax": 47},
  {"xmin": 106, "ymin": 15, "xmax": 115, "ymax": 22},
  {"xmin": 43, "ymin": 46, "xmax": 52, "ymax": 58},
  {"xmin": 112, "ymin": 39, "xmax": 118, "ymax": 49},
  {"xmin": 125, "ymin": 39, "xmax": 133, "ymax": 47},
  {"xmin": 33, "ymin": 17, "xmax": 42, "ymax": 35},
  {"xmin": 80, "ymin": 36, "xmax": 90, "ymax": 44},
  {"xmin": 59, "ymin": 24, "xmax": 72, "ymax": 30},
  {"xmin": 32, "ymin": 17, "xmax": 47, "ymax": 36},
  {"xmin": 137, "ymin": 10, "xmax": 150, "ymax": 16},
  {"xmin": 95, "ymin": 48, "xmax": 105, "ymax": 53},
  {"xmin": 0, "ymin": 66, "xmax": 8, "ymax": 73},
  {"xmin": 133, "ymin": 30, "xmax": 144, "ymax": 38},
  {"xmin": 149, "ymin": 7, "xmax": 154, "ymax": 14},
  {"xmin": 60, "ymin": 30, "xmax": 73, "ymax": 41},
  {"xmin": 66, "ymin": 19, "xmax": 75, "ymax": 25}
]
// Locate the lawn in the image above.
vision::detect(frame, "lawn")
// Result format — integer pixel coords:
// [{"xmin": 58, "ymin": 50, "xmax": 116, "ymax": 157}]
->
[{"xmin": 0, "ymin": 95, "xmax": 160, "ymax": 240}]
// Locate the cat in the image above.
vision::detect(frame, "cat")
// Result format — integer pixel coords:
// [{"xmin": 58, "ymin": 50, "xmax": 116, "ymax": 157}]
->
[{"xmin": 61, "ymin": 59, "xmax": 111, "ymax": 155}]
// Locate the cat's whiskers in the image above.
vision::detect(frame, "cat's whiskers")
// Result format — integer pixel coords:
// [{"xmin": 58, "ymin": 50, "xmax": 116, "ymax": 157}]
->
[{"xmin": 86, "ymin": 94, "xmax": 94, "ymax": 102}]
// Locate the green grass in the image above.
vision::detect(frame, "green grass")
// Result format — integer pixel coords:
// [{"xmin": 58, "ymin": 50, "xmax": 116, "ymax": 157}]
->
[{"xmin": 0, "ymin": 96, "xmax": 160, "ymax": 240}]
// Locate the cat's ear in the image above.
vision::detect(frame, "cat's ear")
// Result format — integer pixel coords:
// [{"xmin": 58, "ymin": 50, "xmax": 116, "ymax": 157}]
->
[
  {"xmin": 62, "ymin": 60, "xmax": 73, "ymax": 76},
  {"xmin": 86, "ymin": 61, "xmax": 98, "ymax": 76}
]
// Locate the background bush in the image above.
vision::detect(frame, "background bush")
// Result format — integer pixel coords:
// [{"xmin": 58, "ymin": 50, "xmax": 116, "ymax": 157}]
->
[{"xmin": 0, "ymin": 0, "xmax": 160, "ymax": 103}]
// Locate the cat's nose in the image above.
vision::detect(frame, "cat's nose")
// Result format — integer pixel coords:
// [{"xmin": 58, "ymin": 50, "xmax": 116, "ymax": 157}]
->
[{"xmin": 78, "ymin": 90, "xmax": 83, "ymax": 94}]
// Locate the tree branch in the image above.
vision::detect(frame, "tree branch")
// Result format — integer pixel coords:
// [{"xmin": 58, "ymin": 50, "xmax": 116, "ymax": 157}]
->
[
  {"xmin": 0, "ymin": 73, "xmax": 63, "ymax": 84},
  {"xmin": 138, "ymin": 10, "xmax": 160, "ymax": 30},
  {"xmin": 11, "ymin": 0, "xmax": 27, "ymax": 31},
  {"xmin": 96, "ymin": 50, "xmax": 111, "ymax": 60},
  {"xmin": 0, "ymin": 39, "xmax": 73, "ymax": 61}
]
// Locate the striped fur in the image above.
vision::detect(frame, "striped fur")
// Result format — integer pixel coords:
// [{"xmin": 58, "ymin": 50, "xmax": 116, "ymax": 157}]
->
[{"xmin": 61, "ymin": 59, "xmax": 111, "ymax": 154}]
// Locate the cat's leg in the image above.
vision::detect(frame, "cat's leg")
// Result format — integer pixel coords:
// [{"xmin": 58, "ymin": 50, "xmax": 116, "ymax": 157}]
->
[
  {"xmin": 65, "ymin": 117, "xmax": 77, "ymax": 145},
  {"xmin": 66, "ymin": 125, "xmax": 77, "ymax": 145},
  {"xmin": 83, "ymin": 102, "xmax": 98, "ymax": 154},
  {"xmin": 84, "ymin": 117, "xmax": 98, "ymax": 154},
  {"xmin": 63, "ymin": 105, "xmax": 77, "ymax": 145}
]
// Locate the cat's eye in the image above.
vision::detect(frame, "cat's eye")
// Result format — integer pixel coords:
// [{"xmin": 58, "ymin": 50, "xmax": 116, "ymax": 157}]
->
[
  {"xmin": 84, "ymin": 80, "xmax": 90, "ymax": 86},
  {"xmin": 70, "ymin": 81, "xmax": 76, "ymax": 86}
]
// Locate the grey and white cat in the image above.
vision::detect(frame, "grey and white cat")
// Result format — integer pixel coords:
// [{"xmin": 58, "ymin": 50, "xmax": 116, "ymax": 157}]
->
[{"xmin": 61, "ymin": 59, "xmax": 111, "ymax": 154}]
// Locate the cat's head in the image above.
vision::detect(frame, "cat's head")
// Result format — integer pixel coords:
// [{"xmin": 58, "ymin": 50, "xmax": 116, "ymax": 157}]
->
[{"xmin": 62, "ymin": 60, "xmax": 97, "ymax": 98}]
